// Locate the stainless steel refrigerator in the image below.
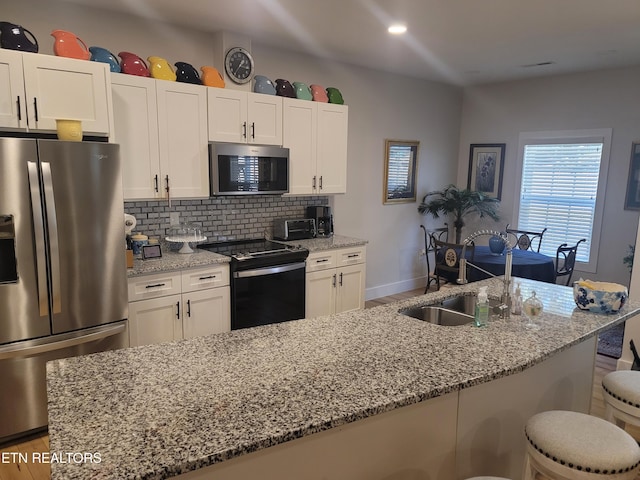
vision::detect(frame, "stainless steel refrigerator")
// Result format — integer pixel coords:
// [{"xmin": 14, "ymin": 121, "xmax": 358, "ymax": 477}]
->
[{"xmin": 0, "ymin": 138, "xmax": 128, "ymax": 442}]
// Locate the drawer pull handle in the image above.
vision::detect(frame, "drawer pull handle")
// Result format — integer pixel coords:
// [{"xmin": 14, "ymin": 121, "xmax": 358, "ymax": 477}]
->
[
  {"xmin": 145, "ymin": 283, "xmax": 166, "ymax": 289},
  {"xmin": 316, "ymin": 259, "xmax": 329, "ymax": 263},
  {"xmin": 198, "ymin": 275, "xmax": 216, "ymax": 280},
  {"xmin": 347, "ymin": 254, "xmax": 359, "ymax": 258}
]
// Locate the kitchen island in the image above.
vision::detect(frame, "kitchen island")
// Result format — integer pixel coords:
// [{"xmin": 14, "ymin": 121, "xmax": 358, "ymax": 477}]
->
[{"xmin": 47, "ymin": 278, "xmax": 640, "ymax": 480}]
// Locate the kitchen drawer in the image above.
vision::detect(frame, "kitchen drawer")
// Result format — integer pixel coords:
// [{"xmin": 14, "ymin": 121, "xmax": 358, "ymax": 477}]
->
[
  {"xmin": 181, "ymin": 265, "xmax": 229, "ymax": 293},
  {"xmin": 306, "ymin": 250, "xmax": 338, "ymax": 272},
  {"xmin": 336, "ymin": 246, "xmax": 366, "ymax": 267},
  {"xmin": 128, "ymin": 271, "xmax": 182, "ymax": 302}
]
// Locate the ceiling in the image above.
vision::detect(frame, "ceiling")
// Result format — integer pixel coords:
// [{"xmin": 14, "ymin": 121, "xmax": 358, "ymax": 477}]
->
[{"xmin": 59, "ymin": 0, "xmax": 640, "ymax": 86}]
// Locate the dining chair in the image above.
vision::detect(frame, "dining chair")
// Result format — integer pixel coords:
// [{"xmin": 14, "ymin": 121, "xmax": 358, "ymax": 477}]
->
[
  {"xmin": 432, "ymin": 238, "xmax": 474, "ymax": 290},
  {"xmin": 420, "ymin": 224, "xmax": 448, "ymax": 293},
  {"xmin": 554, "ymin": 238, "xmax": 586, "ymax": 285},
  {"xmin": 505, "ymin": 224, "xmax": 547, "ymax": 252}
]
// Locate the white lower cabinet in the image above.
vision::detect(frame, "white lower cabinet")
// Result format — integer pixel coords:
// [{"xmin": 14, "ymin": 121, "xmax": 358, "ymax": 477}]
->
[
  {"xmin": 128, "ymin": 265, "xmax": 230, "ymax": 347},
  {"xmin": 305, "ymin": 246, "xmax": 366, "ymax": 319}
]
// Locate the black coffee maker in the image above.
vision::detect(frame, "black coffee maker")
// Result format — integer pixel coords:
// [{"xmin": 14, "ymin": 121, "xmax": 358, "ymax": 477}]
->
[{"xmin": 306, "ymin": 206, "xmax": 333, "ymax": 237}]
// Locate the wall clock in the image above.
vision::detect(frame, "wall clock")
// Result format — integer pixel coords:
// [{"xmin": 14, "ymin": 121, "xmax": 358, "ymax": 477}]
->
[{"xmin": 224, "ymin": 46, "xmax": 255, "ymax": 84}]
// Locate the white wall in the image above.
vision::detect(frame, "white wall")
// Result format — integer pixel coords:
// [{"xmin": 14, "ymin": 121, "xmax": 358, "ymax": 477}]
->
[
  {"xmin": 6, "ymin": 0, "xmax": 463, "ymax": 298},
  {"xmin": 458, "ymin": 68, "xmax": 640, "ymax": 285}
]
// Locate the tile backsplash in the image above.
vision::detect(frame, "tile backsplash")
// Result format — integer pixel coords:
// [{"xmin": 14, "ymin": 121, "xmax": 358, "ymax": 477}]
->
[{"xmin": 124, "ymin": 196, "xmax": 329, "ymax": 242}]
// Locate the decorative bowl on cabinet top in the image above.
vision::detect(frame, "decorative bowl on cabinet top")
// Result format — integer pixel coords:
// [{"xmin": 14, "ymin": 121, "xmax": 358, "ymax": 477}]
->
[
  {"xmin": 310, "ymin": 84, "xmax": 328, "ymax": 102},
  {"xmin": 275, "ymin": 79, "xmax": 296, "ymax": 98},
  {"xmin": 0, "ymin": 21, "xmax": 38, "ymax": 52},
  {"xmin": 293, "ymin": 81, "xmax": 312, "ymax": 100},
  {"xmin": 89, "ymin": 46, "xmax": 120, "ymax": 72},
  {"xmin": 148, "ymin": 56, "xmax": 176, "ymax": 81},
  {"xmin": 118, "ymin": 51, "xmax": 150, "ymax": 77},
  {"xmin": 175, "ymin": 61, "xmax": 201, "ymax": 84},
  {"xmin": 326, "ymin": 87, "xmax": 344, "ymax": 104},
  {"xmin": 253, "ymin": 75, "xmax": 276, "ymax": 95},
  {"xmin": 51, "ymin": 29, "xmax": 90, "ymax": 60},
  {"xmin": 201, "ymin": 66, "xmax": 225, "ymax": 88}
]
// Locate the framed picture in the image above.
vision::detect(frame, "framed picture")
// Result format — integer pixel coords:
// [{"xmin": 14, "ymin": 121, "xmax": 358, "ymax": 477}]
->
[
  {"xmin": 383, "ymin": 139, "xmax": 419, "ymax": 204},
  {"xmin": 624, "ymin": 142, "xmax": 640, "ymax": 210},
  {"xmin": 467, "ymin": 143, "xmax": 505, "ymax": 200}
]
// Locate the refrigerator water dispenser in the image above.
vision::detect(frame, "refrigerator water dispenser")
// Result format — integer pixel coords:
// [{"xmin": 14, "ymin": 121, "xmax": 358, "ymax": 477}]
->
[{"xmin": 0, "ymin": 215, "xmax": 17, "ymax": 284}]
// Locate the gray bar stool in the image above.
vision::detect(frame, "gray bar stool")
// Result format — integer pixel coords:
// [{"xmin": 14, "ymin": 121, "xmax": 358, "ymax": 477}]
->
[
  {"xmin": 602, "ymin": 370, "xmax": 640, "ymax": 430},
  {"xmin": 523, "ymin": 410, "xmax": 640, "ymax": 480},
  {"xmin": 465, "ymin": 477, "xmax": 511, "ymax": 479}
]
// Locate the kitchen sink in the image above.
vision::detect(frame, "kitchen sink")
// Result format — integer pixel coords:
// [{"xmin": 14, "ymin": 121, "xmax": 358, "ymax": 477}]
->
[{"xmin": 399, "ymin": 294, "xmax": 501, "ymax": 326}]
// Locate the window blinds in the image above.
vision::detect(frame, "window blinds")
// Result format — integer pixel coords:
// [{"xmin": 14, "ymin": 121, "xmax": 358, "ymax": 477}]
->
[{"xmin": 518, "ymin": 142, "xmax": 603, "ymax": 262}]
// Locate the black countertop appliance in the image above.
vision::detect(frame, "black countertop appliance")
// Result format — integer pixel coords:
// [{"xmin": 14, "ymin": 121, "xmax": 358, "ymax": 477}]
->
[{"xmin": 306, "ymin": 205, "xmax": 333, "ymax": 237}]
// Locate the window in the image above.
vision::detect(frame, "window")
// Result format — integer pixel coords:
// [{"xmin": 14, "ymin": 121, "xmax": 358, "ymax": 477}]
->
[{"xmin": 515, "ymin": 129, "xmax": 611, "ymax": 273}]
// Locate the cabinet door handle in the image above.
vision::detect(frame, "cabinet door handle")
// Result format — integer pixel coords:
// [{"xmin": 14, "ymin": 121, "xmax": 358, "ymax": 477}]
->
[
  {"xmin": 319, "ymin": 176, "xmax": 323, "ymax": 190},
  {"xmin": 145, "ymin": 283, "xmax": 166, "ymax": 289},
  {"xmin": 187, "ymin": 299, "xmax": 191, "ymax": 317},
  {"xmin": 332, "ymin": 273, "xmax": 336, "ymax": 287},
  {"xmin": 16, "ymin": 96, "xmax": 21, "ymax": 121},
  {"xmin": 154, "ymin": 175, "xmax": 159, "ymax": 192},
  {"xmin": 198, "ymin": 275, "xmax": 216, "ymax": 280},
  {"xmin": 33, "ymin": 97, "xmax": 38, "ymax": 122},
  {"xmin": 176, "ymin": 301, "xmax": 180, "ymax": 319},
  {"xmin": 339, "ymin": 272, "xmax": 343, "ymax": 286},
  {"xmin": 165, "ymin": 175, "xmax": 170, "ymax": 194},
  {"xmin": 312, "ymin": 176, "xmax": 317, "ymax": 189},
  {"xmin": 242, "ymin": 122, "xmax": 247, "ymax": 138},
  {"xmin": 251, "ymin": 122, "xmax": 255, "ymax": 139}
]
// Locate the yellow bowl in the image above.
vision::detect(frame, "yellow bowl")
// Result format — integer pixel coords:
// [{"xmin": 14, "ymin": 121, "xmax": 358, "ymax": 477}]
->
[{"xmin": 56, "ymin": 119, "xmax": 82, "ymax": 142}]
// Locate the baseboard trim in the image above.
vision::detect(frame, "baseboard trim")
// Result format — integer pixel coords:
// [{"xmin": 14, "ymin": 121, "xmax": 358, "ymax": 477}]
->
[{"xmin": 365, "ymin": 276, "xmax": 426, "ymax": 301}]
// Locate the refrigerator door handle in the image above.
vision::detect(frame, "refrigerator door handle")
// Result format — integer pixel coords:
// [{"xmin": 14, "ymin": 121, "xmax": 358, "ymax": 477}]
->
[
  {"xmin": 0, "ymin": 322, "xmax": 126, "ymax": 360},
  {"xmin": 41, "ymin": 162, "xmax": 61, "ymax": 314},
  {"xmin": 27, "ymin": 161, "xmax": 49, "ymax": 317}
]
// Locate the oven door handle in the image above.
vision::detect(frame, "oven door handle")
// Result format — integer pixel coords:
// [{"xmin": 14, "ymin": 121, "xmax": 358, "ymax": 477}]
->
[{"xmin": 234, "ymin": 262, "xmax": 306, "ymax": 278}]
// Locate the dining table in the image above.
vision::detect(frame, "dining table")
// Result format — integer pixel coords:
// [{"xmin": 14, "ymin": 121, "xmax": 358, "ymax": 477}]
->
[{"xmin": 467, "ymin": 246, "xmax": 556, "ymax": 283}]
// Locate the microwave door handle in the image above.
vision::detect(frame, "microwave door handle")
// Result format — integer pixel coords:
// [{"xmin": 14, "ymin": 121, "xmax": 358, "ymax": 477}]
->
[
  {"xmin": 41, "ymin": 162, "xmax": 61, "ymax": 314},
  {"xmin": 27, "ymin": 162, "xmax": 49, "ymax": 317}
]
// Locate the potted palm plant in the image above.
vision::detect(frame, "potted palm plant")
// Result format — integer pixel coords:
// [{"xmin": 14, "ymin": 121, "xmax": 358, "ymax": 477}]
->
[{"xmin": 418, "ymin": 184, "xmax": 501, "ymax": 243}]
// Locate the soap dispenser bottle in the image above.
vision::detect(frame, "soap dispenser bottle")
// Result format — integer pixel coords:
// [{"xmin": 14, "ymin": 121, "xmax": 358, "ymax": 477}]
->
[
  {"xmin": 512, "ymin": 282, "xmax": 523, "ymax": 315},
  {"xmin": 474, "ymin": 286, "xmax": 489, "ymax": 327}
]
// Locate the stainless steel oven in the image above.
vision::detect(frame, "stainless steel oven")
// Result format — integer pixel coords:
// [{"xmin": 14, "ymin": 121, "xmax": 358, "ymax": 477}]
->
[{"xmin": 199, "ymin": 239, "xmax": 309, "ymax": 329}]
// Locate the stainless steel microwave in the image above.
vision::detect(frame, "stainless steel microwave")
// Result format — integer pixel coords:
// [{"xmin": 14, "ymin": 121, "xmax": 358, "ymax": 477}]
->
[{"xmin": 209, "ymin": 143, "xmax": 289, "ymax": 195}]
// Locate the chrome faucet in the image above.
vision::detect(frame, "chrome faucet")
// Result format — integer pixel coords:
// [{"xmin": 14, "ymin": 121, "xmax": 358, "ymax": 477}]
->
[{"xmin": 457, "ymin": 230, "xmax": 513, "ymax": 319}]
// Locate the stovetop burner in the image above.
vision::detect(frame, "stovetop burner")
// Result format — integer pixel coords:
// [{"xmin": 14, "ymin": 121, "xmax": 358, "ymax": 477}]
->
[{"xmin": 198, "ymin": 238, "xmax": 309, "ymax": 270}]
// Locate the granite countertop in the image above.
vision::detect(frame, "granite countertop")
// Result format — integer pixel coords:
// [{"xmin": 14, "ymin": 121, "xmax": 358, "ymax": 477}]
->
[
  {"xmin": 127, "ymin": 235, "xmax": 367, "ymax": 277},
  {"xmin": 127, "ymin": 248, "xmax": 230, "ymax": 277},
  {"xmin": 276, "ymin": 234, "xmax": 368, "ymax": 251},
  {"xmin": 47, "ymin": 277, "xmax": 639, "ymax": 480}
]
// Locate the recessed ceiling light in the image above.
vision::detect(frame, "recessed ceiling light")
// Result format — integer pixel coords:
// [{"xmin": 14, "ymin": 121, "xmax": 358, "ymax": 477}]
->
[{"xmin": 388, "ymin": 24, "xmax": 407, "ymax": 35}]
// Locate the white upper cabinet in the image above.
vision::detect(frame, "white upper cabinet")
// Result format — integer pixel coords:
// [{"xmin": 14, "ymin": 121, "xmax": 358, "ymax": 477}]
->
[
  {"xmin": 0, "ymin": 49, "xmax": 27, "ymax": 130},
  {"xmin": 316, "ymin": 103, "xmax": 348, "ymax": 194},
  {"xmin": 0, "ymin": 51, "xmax": 111, "ymax": 135},
  {"xmin": 111, "ymin": 74, "xmax": 209, "ymax": 200},
  {"xmin": 111, "ymin": 74, "xmax": 160, "ymax": 200},
  {"xmin": 284, "ymin": 99, "xmax": 348, "ymax": 195},
  {"xmin": 208, "ymin": 88, "xmax": 282, "ymax": 145},
  {"xmin": 156, "ymin": 80, "xmax": 209, "ymax": 198}
]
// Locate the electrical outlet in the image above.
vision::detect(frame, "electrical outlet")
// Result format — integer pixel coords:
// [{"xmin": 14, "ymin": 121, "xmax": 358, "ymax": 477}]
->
[{"xmin": 169, "ymin": 212, "xmax": 180, "ymax": 225}]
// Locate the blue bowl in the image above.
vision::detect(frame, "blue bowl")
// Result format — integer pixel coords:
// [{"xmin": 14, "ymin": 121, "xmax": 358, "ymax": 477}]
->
[{"xmin": 573, "ymin": 281, "xmax": 628, "ymax": 313}]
